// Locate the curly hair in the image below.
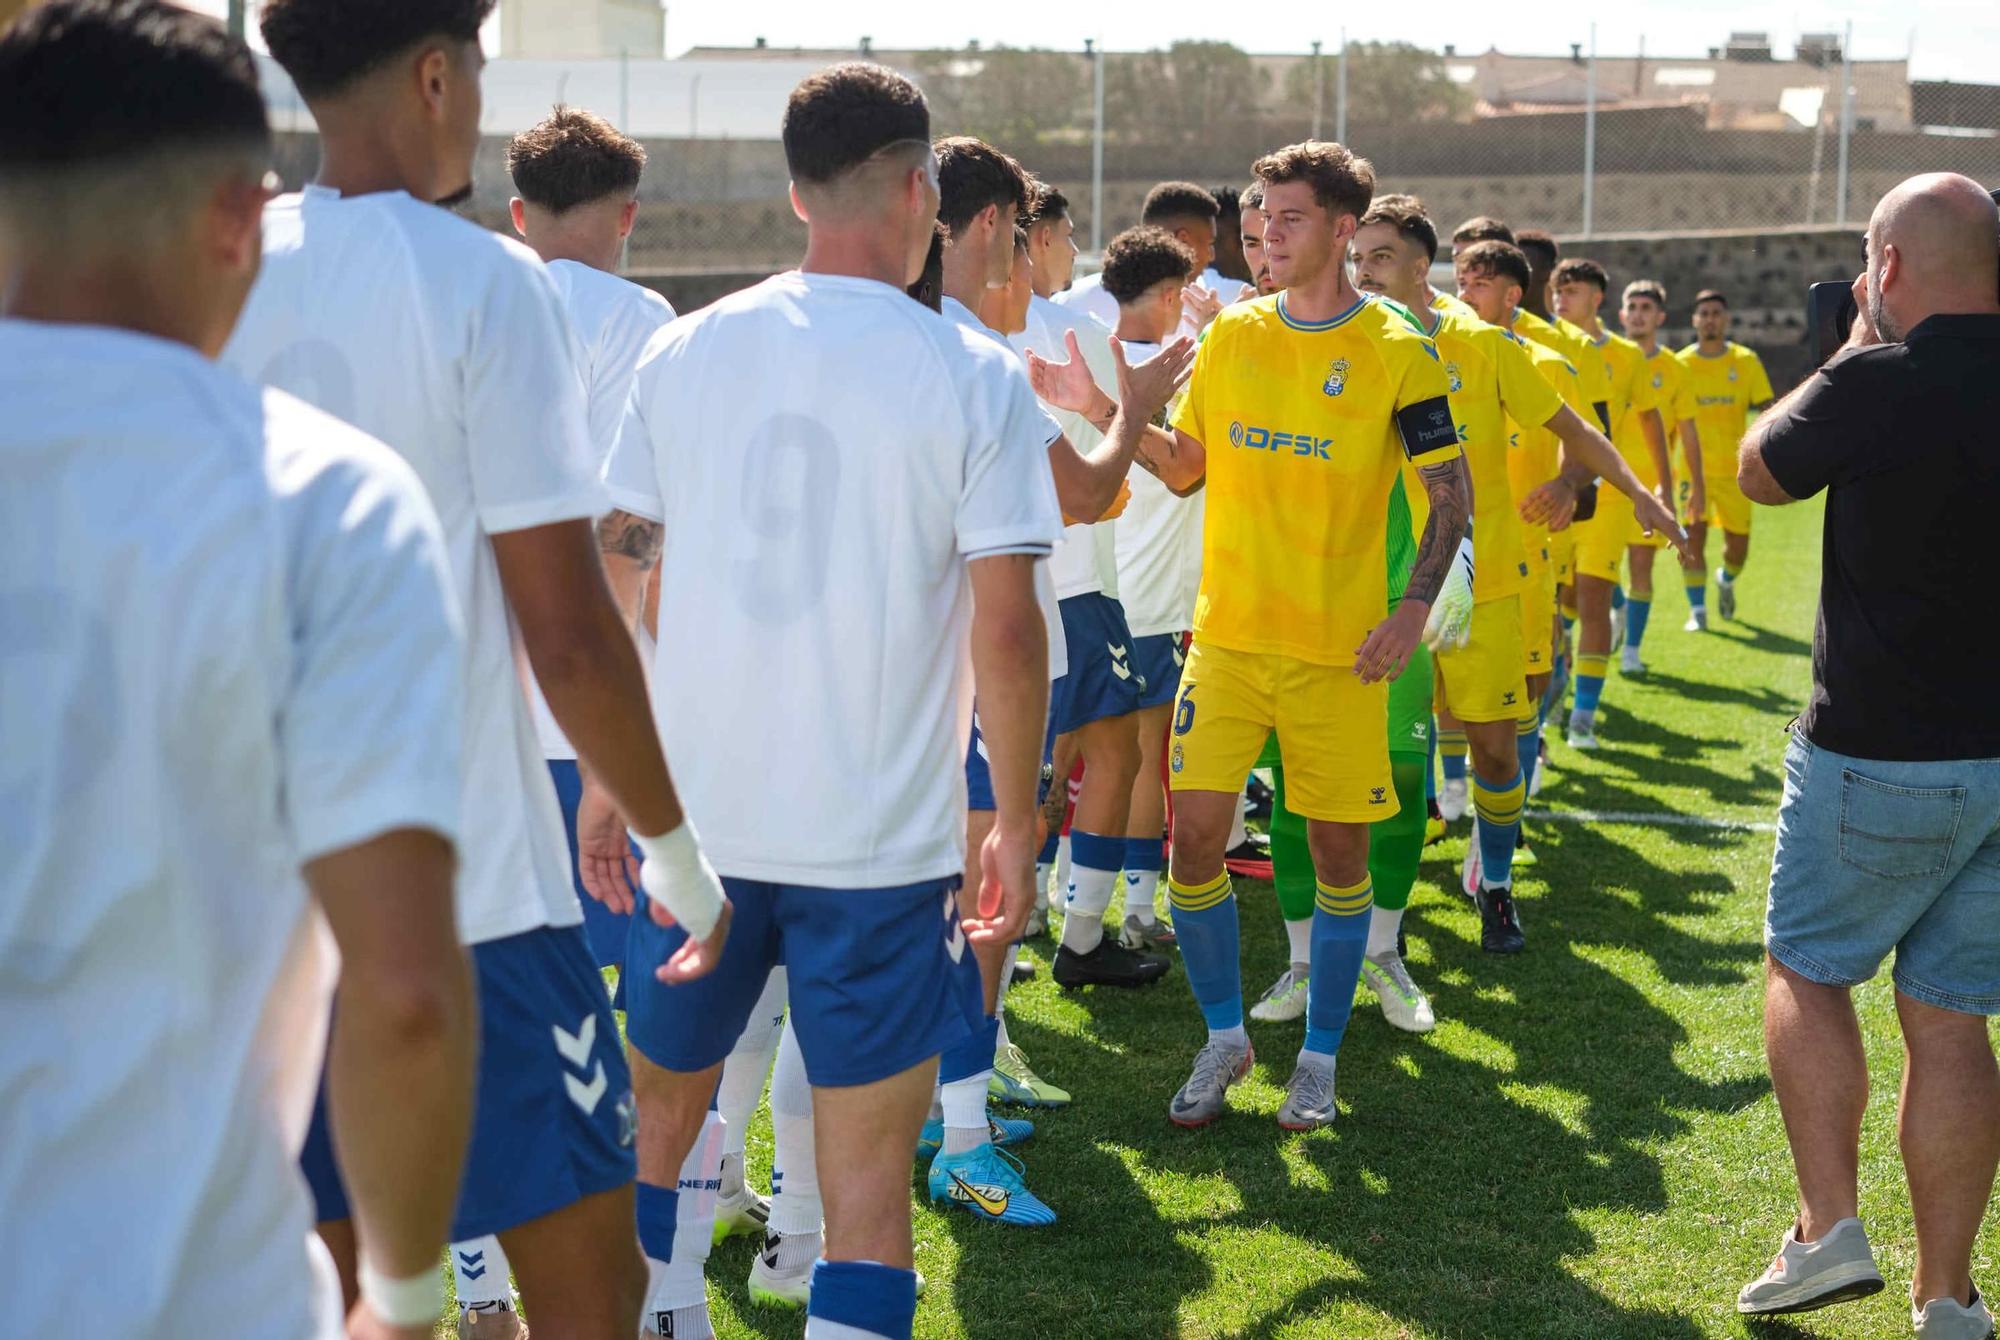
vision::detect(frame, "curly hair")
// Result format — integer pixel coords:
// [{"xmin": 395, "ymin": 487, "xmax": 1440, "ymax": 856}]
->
[
  {"xmin": 783, "ymin": 62, "xmax": 930, "ymax": 186},
  {"xmin": 1456, "ymin": 239, "xmax": 1533, "ymax": 291},
  {"xmin": 1251, "ymin": 141, "xmax": 1375, "ymax": 221},
  {"xmin": 1140, "ymin": 180, "xmax": 1220, "ymax": 228},
  {"xmin": 509, "ymin": 106, "xmax": 646, "ymax": 213},
  {"xmin": 1100, "ymin": 225, "xmax": 1197, "ymax": 305},
  {"xmin": 261, "ymin": 0, "xmax": 493, "ymax": 97}
]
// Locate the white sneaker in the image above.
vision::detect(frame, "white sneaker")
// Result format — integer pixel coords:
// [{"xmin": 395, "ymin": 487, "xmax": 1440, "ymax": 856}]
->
[
  {"xmin": 1250, "ymin": 966, "xmax": 1310, "ymax": 1022},
  {"xmin": 1361, "ymin": 951, "xmax": 1435, "ymax": 1032},
  {"xmin": 1439, "ymin": 776, "xmax": 1469, "ymax": 823},
  {"xmin": 1715, "ymin": 567, "xmax": 1737, "ymax": 620},
  {"xmin": 1609, "ymin": 601, "xmax": 1626, "ymax": 652},
  {"xmin": 1736, "ymin": 1218, "xmax": 1884, "ymax": 1316},
  {"xmin": 1567, "ymin": 715, "xmax": 1599, "ymax": 750},
  {"xmin": 747, "ymin": 1232, "xmax": 816, "ymax": 1309},
  {"xmin": 1620, "ymin": 645, "xmax": 1646, "ymax": 676},
  {"xmin": 1915, "ymin": 1286, "xmax": 1996, "ymax": 1339},
  {"xmin": 1529, "ymin": 747, "xmax": 1548, "ymax": 797},
  {"xmin": 1685, "ymin": 607, "xmax": 1708, "ymax": 632},
  {"xmin": 1460, "ymin": 839, "xmax": 1483, "ymax": 899}
]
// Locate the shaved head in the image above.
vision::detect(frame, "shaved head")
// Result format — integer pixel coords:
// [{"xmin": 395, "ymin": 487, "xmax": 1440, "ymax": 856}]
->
[{"xmin": 1865, "ymin": 172, "xmax": 2000, "ymax": 340}]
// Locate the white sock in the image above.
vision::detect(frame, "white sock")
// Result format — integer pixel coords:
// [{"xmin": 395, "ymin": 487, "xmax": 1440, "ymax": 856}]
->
[
  {"xmin": 450, "ymin": 1235, "xmax": 511, "ymax": 1310},
  {"xmin": 995, "ymin": 1012, "xmax": 1013, "ymax": 1053},
  {"xmin": 716, "ymin": 968, "xmax": 787, "ymax": 1164},
  {"xmin": 1123, "ymin": 868, "xmax": 1161, "ymax": 921},
  {"xmin": 641, "ymin": 1109, "xmax": 723, "ymax": 1321},
  {"xmin": 1034, "ymin": 863, "xmax": 1053, "ymax": 911},
  {"xmin": 996, "ymin": 942, "xmax": 1020, "ymax": 1018},
  {"xmin": 1294, "ymin": 1046, "xmax": 1336, "ymax": 1074},
  {"xmin": 1228, "ymin": 792, "xmax": 1249, "ymax": 848},
  {"xmin": 939, "ymin": 1071, "xmax": 991, "ymax": 1155},
  {"xmin": 1366, "ymin": 905, "xmax": 1403, "ymax": 958},
  {"xmin": 1284, "ymin": 916, "xmax": 1312, "ymax": 970},
  {"xmin": 1059, "ymin": 857, "xmax": 1118, "ymax": 956},
  {"xmin": 767, "ymin": 1018, "xmax": 822, "ymax": 1240},
  {"xmin": 1209, "ymin": 1022, "xmax": 1250, "ymax": 1050},
  {"xmin": 1053, "ymin": 834, "xmax": 1072, "ymax": 910}
]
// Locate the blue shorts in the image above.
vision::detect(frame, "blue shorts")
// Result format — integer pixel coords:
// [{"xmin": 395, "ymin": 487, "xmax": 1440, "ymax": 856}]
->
[
  {"xmin": 626, "ymin": 877, "xmax": 981, "ymax": 1088},
  {"xmin": 548, "ymin": 759, "xmax": 632, "ymax": 1010},
  {"xmin": 301, "ymin": 925, "xmax": 636, "ymax": 1236},
  {"xmin": 965, "ymin": 712, "xmax": 1060, "ymax": 815},
  {"xmin": 1130, "ymin": 630, "xmax": 1188, "ymax": 711},
  {"xmin": 1049, "ymin": 593, "xmax": 1147, "ymax": 735},
  {"xmin": 1766, "ymin": 729, "xmax": 2000, "ymax": 1015}
]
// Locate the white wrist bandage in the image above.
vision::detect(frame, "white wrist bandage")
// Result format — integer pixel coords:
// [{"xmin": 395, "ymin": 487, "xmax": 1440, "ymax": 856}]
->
[
  {"xmin": 359, "ymin": 1259, "xmax": 443, "ymax": 1328},
  {"xmin": 632, "ymin": 822, "xmax": 725, "ymax": 941}
]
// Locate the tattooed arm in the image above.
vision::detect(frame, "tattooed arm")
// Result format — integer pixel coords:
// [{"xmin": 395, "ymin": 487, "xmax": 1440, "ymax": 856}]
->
[
  {"xmin": 1353, "ymin": 453, "xmax": 1471, "ymax": 683},
  {"xmin": 595, "ymin": 508, "xmax": 663, "ymax": 628}
]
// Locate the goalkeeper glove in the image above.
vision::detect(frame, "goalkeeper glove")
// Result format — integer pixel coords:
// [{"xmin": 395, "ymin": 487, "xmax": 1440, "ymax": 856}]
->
[{"xmin": 1422, "ymin": 535, "xmax": 1476, "ymax": 652}]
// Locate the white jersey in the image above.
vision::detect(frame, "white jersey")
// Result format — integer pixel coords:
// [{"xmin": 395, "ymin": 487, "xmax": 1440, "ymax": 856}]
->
[
  {"xmin": 1197, "ymin": 265, "xmax": 1255, "ymax": 307},
  {"xmin": 224, "ymin": 186, "xmax": 601, "ymax": 945},
  {"xmin": 1113, "ymin": 338, "xmax": 1205, "ymax": 637},
  {"xmin": 1052, "ymin": 270, "xmax": 1118, "ymax": 332},
  {"xmin": 942, "ymin": 295, "xmax": 1067, "ymax": 680},
  {"xmin": 605, "ymin": 272, "xmax": 1061, "ymax": 887},
  {"xmin": 0, "ymin": 323, "xmax": 461, "ymax": 1339},
  {"xmin": 1012, "ymin": 294, "xmax": 1120, "ymax": 601},
  {"xmin": 526, "ymin": 260, "xmax": 677, "ymax": 760}
]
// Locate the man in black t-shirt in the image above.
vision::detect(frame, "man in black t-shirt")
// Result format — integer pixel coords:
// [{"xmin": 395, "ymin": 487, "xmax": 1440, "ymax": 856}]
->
[{"xmin": 1733, "ymin": 172, "xmax": 2000, "ymax": 1337}]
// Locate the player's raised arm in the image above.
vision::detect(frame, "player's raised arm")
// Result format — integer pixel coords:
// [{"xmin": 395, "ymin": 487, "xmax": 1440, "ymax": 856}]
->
[
  {"xmin": 1037, "ymin": 330, "xmax": 1197, "ymax": 517},
  {"xmin": 1539, "ymin": 404, "xmax": 1690, "ymax": 554}
]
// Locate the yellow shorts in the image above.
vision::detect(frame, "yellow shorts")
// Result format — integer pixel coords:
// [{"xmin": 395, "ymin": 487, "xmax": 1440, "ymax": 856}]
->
[
  {"xmin": 1549, "ymin": 528, "xmax": 1575, "ymax": 585},
  {"xmin": 1681, "ymin": 471, "xmax": 1753, "ymax": 536},
  {"xmin": 1519, "ymin": 565, "xmax": 1556, "ymax": 678},
  {"xmin": 1573, "ymin": 491, "xmax": 1637, "ymax": 584},
  {"xmin": 1169, "ymin": 639, "xmax": 1394, "ymax": 823},
  {"xmin": 1433, "ymin": 594, "xmax": 1528, "ymax": 724}
]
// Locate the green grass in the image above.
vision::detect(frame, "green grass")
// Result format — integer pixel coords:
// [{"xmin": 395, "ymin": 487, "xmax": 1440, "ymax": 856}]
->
[{"xmin": 462, "ymin": 496, "xmax": 1998, "ymax": 1339}]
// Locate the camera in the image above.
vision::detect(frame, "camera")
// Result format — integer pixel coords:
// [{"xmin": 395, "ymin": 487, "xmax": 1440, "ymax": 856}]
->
[{"xmin": 1809, "ymin": 185, "xmax": 2000, "ymax": 367}]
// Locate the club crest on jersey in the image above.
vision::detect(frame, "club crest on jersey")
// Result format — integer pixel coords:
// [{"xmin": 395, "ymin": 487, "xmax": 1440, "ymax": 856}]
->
[
  {"xmin": 1322, "ymin": 358, "xmax": 1350, "ymax": 397},
  {"xmin": 1728, "ymin": 365, "xmax": 1738, "ymax": 381},
  {"xmin": 1445, "ymin": 361, "xmax": 1463, "ymax": 393},
  {"xmin": 1651, "ymin": 372, "xmax": 1664, "ymax": 389},
  {"xmin": 1171, "ymin": 742, "xmax": 1185, "ymax": 774}
]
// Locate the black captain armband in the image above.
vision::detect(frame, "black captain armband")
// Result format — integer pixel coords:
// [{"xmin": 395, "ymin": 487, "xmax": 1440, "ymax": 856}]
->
[{"xmin": 1395, "ymin": 395, "xmax": 1459, "ymax": 459}]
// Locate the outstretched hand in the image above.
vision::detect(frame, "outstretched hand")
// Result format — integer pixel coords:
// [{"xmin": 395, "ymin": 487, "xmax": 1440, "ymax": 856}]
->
[
  {"xmin": 1024, "ymin": 328, "xmax": 1102, "ymax": 414},
  {"xmin": 1112, "ymin": 333, "xmax": 1196, "ymax": 424}
]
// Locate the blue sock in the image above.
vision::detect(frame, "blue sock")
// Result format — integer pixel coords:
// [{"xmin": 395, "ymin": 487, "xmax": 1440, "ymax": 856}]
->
[
  {"xmin": 636, "ymin": 1180, "xmax": 678, "ymax": 1263},
  {"xmin": 1626, "ymin": 597, "xmax": 1653, "ymax": 650},
  {"xmin": 807, "ymin": 1259, "xmax": 918, "ymax": 1339},
  {"xmin": 1573, "ymin": 652, "xmax": 1608, "ymax": 715},
  {"xmin": 1473, "ymin": 766, "xmax": 1525, "ymax": 886},
  {"xmin": 1517, "ymin": 713, "xmax": 1543, "ymax": 792},
  {"xmin": 1686, "ymin": 572, "xmax": 1707, "ymax": 612},
  {"xmin": 1167, "ymin": 873, "xmax": 1241, "ymax": 1031},
  {"xmin": 1304, "ymin": 878, "xmax": 1373, "ymax": 1056},
  {"xmin": 1610, "ymin": 585, "xmax": 1626, "ymax": 611},
  {"xmin": 1036, "ymin": 829, "xmax": 1059, "ymax": 865},
  {"xmin": 1122, "ymin": 834, "xmax": 1164, "ymax": 876}
]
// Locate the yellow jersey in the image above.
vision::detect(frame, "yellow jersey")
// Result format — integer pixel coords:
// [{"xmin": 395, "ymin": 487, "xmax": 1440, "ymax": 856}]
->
[
  {"xmin": 1430, "ymin": 288, "xmax": 1479, "ymax": 321},
  {"xmin": 1675, "ymin": 342, "xmax": 1774, "ymax": 479},
  {"xmin": 1620, "ymin": 346, "xmax": 1698, "ymax": 489},
  {"xmin": 1170, "ymin": 291, "xmax": 1461, "ymax": 666},
  {"xmin": 1516, "ymin": 308, "xmax": 1611, "ymax": 434},
  {"xmin": 1504, "ymin": 327, "xmax": 1586, "ymax": 566},
  {"xmin": 1429, "ymin": 306, "xmax": 1562, "ymax": 603}
]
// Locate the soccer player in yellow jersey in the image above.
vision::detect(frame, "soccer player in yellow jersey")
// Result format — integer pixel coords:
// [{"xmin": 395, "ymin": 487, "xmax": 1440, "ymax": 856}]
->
[
  {"xmin": 1139, "ymin": 141, "xmax": 1472, "ymax": 1131},
  {"xmin": 1238, "ymin": 183, "xmax": 1275, "ymax": 295},
  {"xmin": 1614, "ymin": 280, "xmax": 1703, "ymax": 671},
  {"xmin": 1552, "ymin": 257, "xmax": 1670, "ymax": 747},
  {"xmin": 1355, "ymin": 203, "xmax": 1678, "ymax": 954},
  {"xmin": 1677, "ymin": 289, "xmax": 1774, "ymax": 626}
]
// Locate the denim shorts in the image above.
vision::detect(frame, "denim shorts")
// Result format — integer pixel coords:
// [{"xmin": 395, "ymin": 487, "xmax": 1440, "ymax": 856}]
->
[{"xmin": 1765, "ymin": 729, "xmax": 2000, "ymax": 1015}]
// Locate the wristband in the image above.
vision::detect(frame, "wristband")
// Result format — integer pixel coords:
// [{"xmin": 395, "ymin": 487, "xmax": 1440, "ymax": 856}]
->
[
  {"xmin": 359, "ymin": 1259, "xmax": 443, "ymax": 1328},
  {"xmin": 632, "ymin": 821, "xmax": 725, "ymax": 940}
]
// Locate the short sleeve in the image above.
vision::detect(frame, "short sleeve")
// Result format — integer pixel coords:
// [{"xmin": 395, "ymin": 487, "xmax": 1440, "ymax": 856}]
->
[
  {"xmin": 1745, "ymin": 351, "xmax": 1776, "ymax": 405},
  {"xmin": 957, "ymin": 349, "xmax": 1064, "ymax": 559},
  {"xmin": 1494, "ymin": 332, "xmax": 1563, "ymax": 429},
  {"xmin": 602, "ymin": 369, "xmax": 665, "ymax": 523},
  {"xmin": 1670, "ymin": 366, "xmax": 1699, "ymax": 423},
  {"xmin": 466, "ymin": 253, "xmax": 609, "ymax": 534},
  {"xmin": 1390, "ymin": 333, "xmax": 1462, "ymax": 464},
  {"xmin": 1757, "ymin": 351, "xmax": 1886, "ymax": 499},
  {"xmin": 277, "ymin": 423, "xmax": 464, "ymax": 863}
]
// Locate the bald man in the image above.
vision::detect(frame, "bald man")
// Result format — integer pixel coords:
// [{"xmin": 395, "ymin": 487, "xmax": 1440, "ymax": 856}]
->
[{"xmin": 1734, "ymin": 173, "xmax": 2000, "ymax": 1337}]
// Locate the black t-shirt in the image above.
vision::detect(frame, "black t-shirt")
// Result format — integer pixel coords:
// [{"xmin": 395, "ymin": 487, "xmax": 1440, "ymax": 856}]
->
[{"xmin": 1760, "ymin": 313, "xmax": 2000, "ymax": 761}]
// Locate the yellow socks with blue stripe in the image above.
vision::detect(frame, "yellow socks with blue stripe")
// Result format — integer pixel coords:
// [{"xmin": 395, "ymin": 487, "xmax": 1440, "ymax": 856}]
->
[
  {"xmin": 1516, "ymin": 707, "xmax": 1542, "ymax": 800},
  {"xmin": 1723, "ymin": 557, "xmax": 1744, "ymax": 582},
  {"xmin": 1060, "ymin": 829, "xmax": 1124, "ymax": 955},
  {"xmin": 805, "ymin": 1260, "xmax": 918, "ymax": 1339},
  {"xmin": 639, "ymin": 1102, "xmax": 725, "ymax": 1336},
  {"xmin": 1573, "ymin": 652, "xmax": 1609, "ymax": 719},
  {"xmin": 1684, "ymin": 566, "xmax": 1706, "ymax": 614},
  {"xmin": 1626, "ymin": 596, "xmax": 1653, "ymax": 651},
  {"xmin": 1304, "ymin": 878, "xmax": 1372, "ymax": 1059},
  {"xmin": 1169, "ymin": 871, "xmax": 1244, "ymax": 1044},
  {"xmin": 1123, "ymin": 834, "xmax": 1165, "ymax": 924},
  {"xmin": 1439, "ymin": 727, "xmax": 1468, "ymax": 784},
  {"xmin": 1473, "ymin": 766, "xmax": 1525, "ymax": 888}
]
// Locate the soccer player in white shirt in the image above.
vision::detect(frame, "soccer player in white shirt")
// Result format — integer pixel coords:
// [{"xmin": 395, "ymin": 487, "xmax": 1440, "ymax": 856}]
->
[
  {"xmin": 228, "ymin": 3, "xmax": 729, "ymax": 1336},
  {"xmin": 1058, "ymin": 181, "xmax": 1239, "ymax": 338},
  {"xmin": 584, "ymin": 64, "xmax": 1075, "ymax": 1337},
  {"xmin": 0, "ymin": 6, "xmax": 473, "ymax": 1337}
]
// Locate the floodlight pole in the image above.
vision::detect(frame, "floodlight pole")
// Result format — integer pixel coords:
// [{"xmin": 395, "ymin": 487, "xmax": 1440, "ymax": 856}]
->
[
  {"xmin": 1835, "ymin": 21, "xmax": 1854, "ymax": 226},
  {"xmin": 1089, "ymin": 38, "xmax": 1106, "ymax": 254},
  {"xmin": 1335, "ymin": 30, "xmax": 1348, "ymax": 142},
  {"xmin": 1311, "ymin": 41, "xmax": 1324, "ymax": 141},
  {"xmin": 1583, "ymin": 23, "xmax": 1597, "ymax": 237}
]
